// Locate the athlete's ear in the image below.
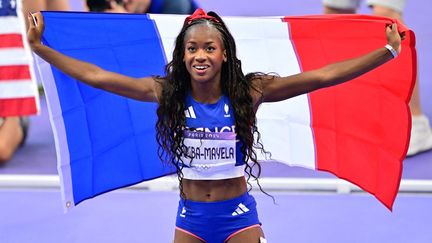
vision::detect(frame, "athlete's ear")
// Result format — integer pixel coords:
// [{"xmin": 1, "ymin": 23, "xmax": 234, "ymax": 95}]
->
[{"xmin": 223, "ymin": 49, "xmax": 227, "ymax": 62}]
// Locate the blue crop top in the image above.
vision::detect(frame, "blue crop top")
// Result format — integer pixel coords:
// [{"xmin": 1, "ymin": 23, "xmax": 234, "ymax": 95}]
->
[{"xmin": 181, "ymin": 94, "xmax": 245, "ymax": 180}]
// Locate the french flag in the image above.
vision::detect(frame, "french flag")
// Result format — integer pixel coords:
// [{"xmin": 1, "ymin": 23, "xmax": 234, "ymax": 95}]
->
[
  {"xmin": 0, "ymin": 0, "xmax": 39, "ymax": 116},
  {"xmin": 36, "ymin": 12, "xmax": 415, "ymax": 211}
]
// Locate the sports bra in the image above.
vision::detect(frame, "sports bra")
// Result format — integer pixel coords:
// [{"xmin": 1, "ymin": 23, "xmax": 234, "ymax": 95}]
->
[{"xmin": 180, "ymin": 94, "xmax": 245, "ymax": 180}]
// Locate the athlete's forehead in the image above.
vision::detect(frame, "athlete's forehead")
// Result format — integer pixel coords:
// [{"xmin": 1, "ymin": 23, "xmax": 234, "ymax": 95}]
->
[{"xmin": 184, "ymin": 23, "xmax": 223, "ymax": 44}]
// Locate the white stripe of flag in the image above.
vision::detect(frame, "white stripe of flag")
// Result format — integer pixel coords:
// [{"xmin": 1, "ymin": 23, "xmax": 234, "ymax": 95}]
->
[
  {"xmin": 0, "ymin": 16, "xmax": 21, "ymax": 34},
  {"xmin": 0, "ymin": 80, "xmax": 36, "ymax": 98}
]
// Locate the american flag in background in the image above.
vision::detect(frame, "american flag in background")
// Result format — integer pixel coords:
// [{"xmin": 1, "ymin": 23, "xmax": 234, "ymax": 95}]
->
[{"xmin": 0, "ymin": 0, "xmax": 39, "ymax": 116}]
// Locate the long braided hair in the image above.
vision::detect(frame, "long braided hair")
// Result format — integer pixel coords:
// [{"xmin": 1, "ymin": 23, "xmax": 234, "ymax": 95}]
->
[{"xmin": 156, "ymin": 11, "xmax": 269, "ymax": 198}]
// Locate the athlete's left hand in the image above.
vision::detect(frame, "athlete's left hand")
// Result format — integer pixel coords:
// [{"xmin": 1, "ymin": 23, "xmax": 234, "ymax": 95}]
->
[{"xmin": 386, "ymin": 23, "xmax": 404, "ymax": 55}]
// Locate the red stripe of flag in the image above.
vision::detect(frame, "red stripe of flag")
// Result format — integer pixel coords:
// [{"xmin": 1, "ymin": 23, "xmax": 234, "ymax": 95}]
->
[
  {"xmin": 0, "ymin": 65, "xmax": 31, "ymax": 81},
  {"xmin": 0, "ymin": 33, "xmax": 24, "ymax": 48},
  {"xmin": 0, "ymin": 97, "xmax": 37, "ymax": 117},
  {"xmin": 285, "ymin": 15, "xmax": 415, "ymax": 210}
]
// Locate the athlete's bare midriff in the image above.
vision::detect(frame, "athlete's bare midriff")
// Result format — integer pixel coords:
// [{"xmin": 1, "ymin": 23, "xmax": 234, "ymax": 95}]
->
[{"xmin": 182, "ymin": 176, "xmax": 247, "ymax": 202}]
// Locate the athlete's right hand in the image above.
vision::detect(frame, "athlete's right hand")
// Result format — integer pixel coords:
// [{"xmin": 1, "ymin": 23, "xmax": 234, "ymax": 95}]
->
[{"xmin": 27, "ymin": 12, "xmax": 44, "ymax": 49}]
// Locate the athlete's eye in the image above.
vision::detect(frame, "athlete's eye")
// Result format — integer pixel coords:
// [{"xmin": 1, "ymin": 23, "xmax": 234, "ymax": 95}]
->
[
  {"xmin": 186, "ymin": 46, "xmax": 196, "ymax": 52},
  {"xmin": 206, "ymin": 46, "xmax": 215, "ymax": 52}
]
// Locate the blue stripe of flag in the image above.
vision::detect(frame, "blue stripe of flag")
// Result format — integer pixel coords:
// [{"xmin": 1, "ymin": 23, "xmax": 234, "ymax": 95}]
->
[{"xmin": 42, "ymin": 11, "xmax": 176, "ymax": 205}]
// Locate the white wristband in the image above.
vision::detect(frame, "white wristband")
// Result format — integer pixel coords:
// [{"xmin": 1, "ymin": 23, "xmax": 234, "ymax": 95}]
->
[{"xmin": 385, "ymin": 44, "xmax": 398, "ymax": 58}]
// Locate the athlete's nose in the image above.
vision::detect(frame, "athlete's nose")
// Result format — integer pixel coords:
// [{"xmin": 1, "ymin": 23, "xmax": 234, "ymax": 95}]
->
[{"xmin": 195, "ymin": 49, "xmax": 207, "ymax": 62}]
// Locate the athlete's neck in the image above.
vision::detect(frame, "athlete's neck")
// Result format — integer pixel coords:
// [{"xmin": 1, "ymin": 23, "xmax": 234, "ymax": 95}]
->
[{"xmin": 190, "ymin": 81, "xmax": 222, "ymax": 104}]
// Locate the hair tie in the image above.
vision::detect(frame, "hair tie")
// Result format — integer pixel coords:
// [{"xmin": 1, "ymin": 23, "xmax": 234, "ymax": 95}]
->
[{"xmin": 184, "ymin": 8, "xmax": 219, "ymax": 25}]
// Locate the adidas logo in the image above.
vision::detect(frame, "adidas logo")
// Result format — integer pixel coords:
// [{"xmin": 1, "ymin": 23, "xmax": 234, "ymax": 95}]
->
[
  {"xmin": 184, "ymin": 106, "xmax": 196, "ymax": 119},
  {"xmin": 180, "ymin": 207, "xmax": 186, "ymax": 218},
  {"xmin": 224, "ymin": 104, "xmax": 231, "ymax": 118},
  {"xmin": 231, "ymin": 203, "xmax": 249, "ymax": 216}
]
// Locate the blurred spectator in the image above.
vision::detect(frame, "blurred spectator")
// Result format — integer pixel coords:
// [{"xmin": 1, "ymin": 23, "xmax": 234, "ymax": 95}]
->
[
  {"xmin": 22, "ymin": 0, "xmax": 69, "ymax": 17},
  {"xmin": 0, "ymin": 117, "xmax": 28, "ymax": 165},
  {"xmin": 86, "ymin": 0, "xmax": 128, "ymax": 13},
  {"xmin": 122, "ymin": 0, "xmax": 151, "ymax": 13},
  {"xmin": 123, "ymin": 0, "xmax": 197, "ymax": 14},
  {"xmin": 323, "ymin": 0, "xmax": 432, "ymax": 156}
]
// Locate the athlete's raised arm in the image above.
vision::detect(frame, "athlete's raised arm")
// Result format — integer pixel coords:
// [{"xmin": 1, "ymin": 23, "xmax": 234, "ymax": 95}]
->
[
  {"xmin": 27, "ymin": 12, "xmax": 161, "ymax": 103},
  {"xmin": 253, "ymin": 23, "xmax": 402, "ymax": 105}
]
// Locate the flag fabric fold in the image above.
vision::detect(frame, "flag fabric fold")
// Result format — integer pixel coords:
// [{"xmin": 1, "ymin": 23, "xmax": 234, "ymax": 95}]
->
[
  {"xmin": 0, "ymin": 0, "xmax": 39, "ymax": 116},
  {"xmin": 37, "ymin": 12, "xmax": 415, "ymax": 211}
]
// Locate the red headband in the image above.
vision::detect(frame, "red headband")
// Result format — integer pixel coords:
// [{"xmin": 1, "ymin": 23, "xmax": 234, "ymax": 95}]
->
[{"xmin": 184, "ymin": 8, "xmax": 220, "ymax": 25}]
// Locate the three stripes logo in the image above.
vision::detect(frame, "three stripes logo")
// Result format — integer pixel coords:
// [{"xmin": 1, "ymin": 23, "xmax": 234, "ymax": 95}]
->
[
  {"xmin": 184, "ymin": 104, "xmax": 231, "ymax": 119},
  {"xmin": 184, "ymin": 106, "xmax": 196, "ymax": 119},
  {"xmin": 231, "ymin": 203, "xmax": 249, "ymax": 216}
]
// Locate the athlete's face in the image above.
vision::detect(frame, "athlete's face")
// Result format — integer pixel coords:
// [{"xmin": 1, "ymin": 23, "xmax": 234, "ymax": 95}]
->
[{"xmin": 183, "ymin": 23, "xmax": 227, "ymax": 86}]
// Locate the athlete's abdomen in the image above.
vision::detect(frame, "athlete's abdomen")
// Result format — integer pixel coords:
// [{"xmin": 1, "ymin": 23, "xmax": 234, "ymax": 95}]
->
[{"xmin": 182, "ymin": 176, "xmax": 247, "ymax": 202}]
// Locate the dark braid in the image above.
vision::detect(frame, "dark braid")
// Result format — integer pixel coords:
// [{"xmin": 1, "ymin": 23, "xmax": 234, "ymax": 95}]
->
[{"xmin": 156, "ymin": 11, "xmax": 271, "ymax": 200}]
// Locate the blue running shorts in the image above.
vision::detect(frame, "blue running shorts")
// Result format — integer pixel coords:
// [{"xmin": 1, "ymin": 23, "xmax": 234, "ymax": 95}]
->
[{"xmin": 175, "ymin": 192, "xmax": 261, "ymax": 243}]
